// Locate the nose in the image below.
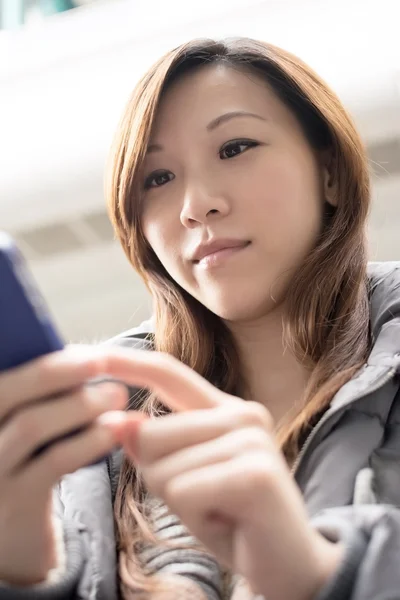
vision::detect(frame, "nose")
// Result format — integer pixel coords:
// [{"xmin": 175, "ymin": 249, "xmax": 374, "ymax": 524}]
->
[{"xmin": 180, "ymin": 183, "xmax": 230, "ymax": 228}]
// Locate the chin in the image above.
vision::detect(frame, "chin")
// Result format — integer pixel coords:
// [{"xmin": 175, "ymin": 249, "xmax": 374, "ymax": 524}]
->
[{"xmin": 205, "ymin": 294, "xmax": 279, "ymax": 323}]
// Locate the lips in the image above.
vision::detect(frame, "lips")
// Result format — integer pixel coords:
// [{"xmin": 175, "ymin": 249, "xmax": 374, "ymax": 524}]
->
[
  {"xmin": 190, "ymin": 240, "xmax": 251, "ymax": 270},
  {"xmin": 191, "ymin": 239, "xmax": 250, "ymax": 263}
]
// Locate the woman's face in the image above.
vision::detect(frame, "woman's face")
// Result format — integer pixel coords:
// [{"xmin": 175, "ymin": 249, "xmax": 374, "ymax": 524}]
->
[{"xmin": 141, "ymin": 64, "xmax": 331, "ymax": 322}]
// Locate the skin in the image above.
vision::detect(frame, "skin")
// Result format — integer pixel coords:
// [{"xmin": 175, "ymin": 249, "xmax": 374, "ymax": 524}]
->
[{"xmin": 141, "ymin": 63, "xmax": 336, "ymax": 422}]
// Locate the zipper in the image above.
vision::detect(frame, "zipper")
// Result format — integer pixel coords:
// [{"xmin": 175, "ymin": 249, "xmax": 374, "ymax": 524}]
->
[
  {"xmin": 106, "ymin": 454, "xmax": 112, "ymax": 480},
  {"xmin": 291, "ymin": 366, "xmax": 397, "ymax": 478}
]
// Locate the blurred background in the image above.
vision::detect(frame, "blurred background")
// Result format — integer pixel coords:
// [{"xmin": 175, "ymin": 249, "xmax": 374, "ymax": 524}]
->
[{"xmin": 0, "ymin": 0, "xmax": 399, "ymax": 342}]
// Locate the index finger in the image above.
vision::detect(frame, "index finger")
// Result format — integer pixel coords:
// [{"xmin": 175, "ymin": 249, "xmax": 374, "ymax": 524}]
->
[{"xmin": 102, "ymin": 347, "xmax": 233, "ymax": 412}]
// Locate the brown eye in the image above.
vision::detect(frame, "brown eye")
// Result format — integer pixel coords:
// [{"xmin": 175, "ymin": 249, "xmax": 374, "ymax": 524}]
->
[
  {"xmin": 145, "ymin": 171, "xmax": 175, "ymax": 189},
  {"xmin": 219, "ymin": 139, "xmax": 258, "ymax": 160}
]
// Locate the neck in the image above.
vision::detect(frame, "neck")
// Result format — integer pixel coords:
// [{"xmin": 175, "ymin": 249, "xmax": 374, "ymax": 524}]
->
[{"xmin": 226, "ymin": 307, "xmax": 311, "ymax": 427}]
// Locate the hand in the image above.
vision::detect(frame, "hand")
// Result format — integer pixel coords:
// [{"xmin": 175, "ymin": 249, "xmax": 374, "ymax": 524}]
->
[
  {"xmin": 103, "ymin": 348, "xmax": 343, "ymax": 600},
  {"xmin": 0, "ymin": 346, "xmax": 127, "ymax": 585}
]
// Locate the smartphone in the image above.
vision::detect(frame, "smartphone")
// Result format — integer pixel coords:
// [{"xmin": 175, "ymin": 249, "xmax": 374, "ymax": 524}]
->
[
  {"xmin": 0, "ymin": 232, "xmax": 64, "ymax": 372},
  {"xmin": 0, "ymin": 231, "xmax": 105, "ymax": 464}
]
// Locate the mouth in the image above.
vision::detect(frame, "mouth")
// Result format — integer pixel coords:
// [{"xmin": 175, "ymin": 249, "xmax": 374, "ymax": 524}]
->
[{"xmin": 193, "ymin": 241, "xmax": 251, "ymax": 269}]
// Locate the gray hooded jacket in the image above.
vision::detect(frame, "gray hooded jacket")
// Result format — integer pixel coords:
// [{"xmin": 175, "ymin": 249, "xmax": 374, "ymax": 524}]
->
[{"xmin": 1, "ymin": 262, "xmax": 400, "ymax": 600}]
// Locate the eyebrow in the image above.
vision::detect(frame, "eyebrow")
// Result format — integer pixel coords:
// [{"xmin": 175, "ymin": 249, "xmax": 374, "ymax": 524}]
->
[
  {"xmin": 146, "ymin": 110, "xmax": 267, "ymax": 154},
  {"xmin": 206, "ymin": 110, "xmax": 267, "ymax": 131},
  {"xmin": 147, "ymin": 143, "xmax": 163, "ymax": 154}
]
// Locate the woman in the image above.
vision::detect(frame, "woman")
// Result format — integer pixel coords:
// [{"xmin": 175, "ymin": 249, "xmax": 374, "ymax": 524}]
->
[{"xmin": 0, "ymin": 37, "xmax": 400, "ymax": 600}]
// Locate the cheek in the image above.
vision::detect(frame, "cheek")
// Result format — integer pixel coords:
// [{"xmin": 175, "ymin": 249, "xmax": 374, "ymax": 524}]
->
[
  {"xmin": 142, "ymin": 198, "xmax": 177, "ymax": 256},
  {"xmin": 142, "ymin": 212, "xmax": 190, "ymax": 287},
  {"xmin": 247, "ymin": 153, "xmax": 322, "ymax": 246}
]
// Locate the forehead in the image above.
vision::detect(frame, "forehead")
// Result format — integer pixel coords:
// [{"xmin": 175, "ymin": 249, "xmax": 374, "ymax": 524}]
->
[{"xmin": 150, "ymin": 63, "xmax": 285, "ymax": 139}]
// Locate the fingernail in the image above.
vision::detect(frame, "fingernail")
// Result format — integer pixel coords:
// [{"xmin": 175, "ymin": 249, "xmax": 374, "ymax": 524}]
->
[
  {"xmin": 98, "ymin": 410, "xmax": 128, "ymax": 426},
  {"xmin": 88, "ymin": 382, "xmax": 127, "ymax": 409},
  {"xmin": 95, "ymin": 411, "xmax": 127, "ymax": 445}
]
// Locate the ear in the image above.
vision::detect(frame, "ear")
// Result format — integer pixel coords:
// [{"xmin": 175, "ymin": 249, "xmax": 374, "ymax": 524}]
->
[{"xmin": 320, "ymin": 150, "xmax": 338, "ymax": 208}]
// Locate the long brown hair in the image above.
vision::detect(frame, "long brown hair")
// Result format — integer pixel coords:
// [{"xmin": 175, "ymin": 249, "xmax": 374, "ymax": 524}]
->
[{"xmin": 106, "ymin": 38, "xmax": 371, "ymax": 594}]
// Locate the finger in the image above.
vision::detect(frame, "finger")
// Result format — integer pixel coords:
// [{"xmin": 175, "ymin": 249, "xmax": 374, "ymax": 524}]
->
[
  {"xmin": 123, "ymin": 402, "xmax": 272, "ymax": 465},
  {"xmin": 161, "ymin": 460, "xmax": 239, "ymax": 567},
  {"xmin": 159, "ymin": 453, "xmax": 286, "ymax": 570},
  {"xmin": 0, "ymin": 346, "xmax": 109, "ymax": 421},
  {"xmin": 0, "ymin": 383, "xmax": 127, "ymax": 476},
  {"xmin": 22, "ymin": 410, "xmax": 129, "ymax": 487},
  {"xmin": 143, "ymin": 427, "xmax": 274, "ymax": 499},
  {"xmin": 171, "ymin": 454, "xmax": 311, "ymax": 592},
  {"xmin": 168, "ymin": 451, "xmax": 286, "ymax": 527},
  {"xmin": 103, "ymin": 347, "xmax": 231, "ymax": 411}
]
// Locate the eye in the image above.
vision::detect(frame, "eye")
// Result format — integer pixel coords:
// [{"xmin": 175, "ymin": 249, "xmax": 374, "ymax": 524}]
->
[
  {"xmin": 144, "ymin": 170, "xmax": 175, "ymax": 190},
  {"xmin": 219, "ymin": 139, "xmax": 259, "ymax": 160}
]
